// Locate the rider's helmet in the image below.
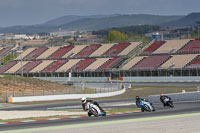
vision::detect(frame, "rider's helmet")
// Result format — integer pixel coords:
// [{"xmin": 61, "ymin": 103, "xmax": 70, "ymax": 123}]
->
[
  {"xmin": 81, "ymin": 97, "xmax": 87, "ymax": 104},
  {"xmin": 160, "ymin": 93, "xmax": 164, "ymax": 96},
  {"xmin": 136, "ymin": 96, "xmax": 140, "ymax": 101}
]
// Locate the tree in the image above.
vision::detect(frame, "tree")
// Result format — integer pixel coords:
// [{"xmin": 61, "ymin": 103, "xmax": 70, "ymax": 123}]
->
[
  {"xmin": 196, "ymin": 21, "xmax": 200, "ymax": 38},
  {"xmin": 1, "ymin": 53, "xmax": 17, "ymax": 65},
  {"xmin": 105, "ymin": 30, "xmax": 129, "ymax": 43}
]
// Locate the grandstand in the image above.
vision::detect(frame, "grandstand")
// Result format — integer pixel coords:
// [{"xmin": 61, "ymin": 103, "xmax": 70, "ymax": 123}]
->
[
  {"xmin": 23, "ymin": 47, "xmax": 48, "ymax": 60},
  {"xmin": 119, "ymin": 39, "xmax": 200, "ymax": 77},
  {"xmin": 48, "ymin": 45, "xmax": 74, "ymax": 59},
  {"xmin": 75, "ymin": 44, "xmax": 101, "ymax": 58},
  {"xmin": 153, "ymin": 39, "xmax": 190, "ymax": 54},
  {"xmin": 133, "ymin": 55, "xmax": 171, "ymax": 70},
  {"xmin": 2, "ymin": 39, "xmax": 200, "ymax": 77},
  {"xmin": 0, "ymin": 46, "xmax": 14, "ymax": 56},
  {"xmin": 90, "ymin": 43, "xmax": 115, "ymax": 57},
  {"xmin": 141, "ymin": 41, "xmax": 165, "ymax": 55}
]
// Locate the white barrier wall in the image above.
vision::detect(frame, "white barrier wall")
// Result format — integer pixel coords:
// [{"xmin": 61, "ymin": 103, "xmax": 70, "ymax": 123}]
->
[{"xmin": 9, "ymin": 88, "xmax": 125, "ymax": 103}]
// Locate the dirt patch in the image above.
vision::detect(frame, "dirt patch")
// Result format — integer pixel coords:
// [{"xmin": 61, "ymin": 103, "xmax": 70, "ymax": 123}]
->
[
  {"xmin": 0, "ymin": 75, "xmax": 94, "ymax": 102},
  {"xmin": 0, "ymin": 111, "xmax": 86, "ymax": 120}
]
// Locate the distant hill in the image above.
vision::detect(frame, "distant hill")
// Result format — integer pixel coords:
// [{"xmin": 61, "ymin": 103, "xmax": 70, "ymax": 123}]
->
[
  {"xmin": 161, "ymin": 13, "xmax": 200, "ymax": 26},
  {"xmin": 43, "ymin": 14, "xmax": 121, "ymax": 26},
  {"xmin": 0, "ymin": 13, "xmax": 196, "ymax": 34},
  {"xmin": 59, "ymin": 14, "xmax": 182, "ymax": 31},
  {"xmin": 0, "ymin": 25, "xmax": 56, "ymax": 34}
]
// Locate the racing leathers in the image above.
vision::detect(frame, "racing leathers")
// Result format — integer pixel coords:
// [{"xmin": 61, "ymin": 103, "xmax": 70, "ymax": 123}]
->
[
  {"xmin": 160, "ymin": 95, "xmax": 171, "ymax": 107},
  {"xmin": 82, "ymin": 100, "xmax": 105, "ymax": 116}
]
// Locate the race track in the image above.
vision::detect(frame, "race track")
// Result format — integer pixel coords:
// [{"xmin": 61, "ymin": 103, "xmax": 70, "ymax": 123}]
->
[{"xmin": 0, "ymin": 101, "xmax": 200, "ymax": 132}]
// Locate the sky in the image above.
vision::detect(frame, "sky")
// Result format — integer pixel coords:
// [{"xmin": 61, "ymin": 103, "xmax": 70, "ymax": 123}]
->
[{"xmin": 0, "ymin": 0, "xmax": 200, "ymax": 27}]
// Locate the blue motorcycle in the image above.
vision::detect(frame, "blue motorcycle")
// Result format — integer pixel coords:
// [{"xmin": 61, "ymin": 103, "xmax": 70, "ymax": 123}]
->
[{"xmin": 140, "ymin": 100, "xmax": 155, "ymax": 112}]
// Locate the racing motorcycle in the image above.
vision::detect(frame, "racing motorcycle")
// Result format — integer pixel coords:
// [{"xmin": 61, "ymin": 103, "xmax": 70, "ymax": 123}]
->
[
  {"xmin": 86, "ymin": 102, "xmax": 106, "ymax": 117},
  {"xmin": 140, "ymin": 100, "xmax": 155, "ymax": 112},
  {"xmin": 164, "ymin": 97, "xmax": 174, "ymax": 108}
]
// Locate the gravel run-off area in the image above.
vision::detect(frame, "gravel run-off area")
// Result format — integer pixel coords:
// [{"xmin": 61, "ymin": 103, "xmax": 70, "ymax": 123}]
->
[{"xmin": 0, "ymin": 111, "xmax": 86, "ymax": 120}]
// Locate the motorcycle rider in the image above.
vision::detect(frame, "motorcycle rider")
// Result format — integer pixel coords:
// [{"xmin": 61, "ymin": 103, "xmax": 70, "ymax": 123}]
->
[
  {"xmin": 81, "ymin": 97, "xmax": 106, "ymax": 116},
  {"xmin": 136, "ymin": 96, "xmax": 155, "ymax": 112},
  {"xmin": 135, "ymin": 96, "xmax": 149, "ymax": 112},
  {"xmin": 160, "ymin": 93, "xmax": 172, "ymax": 107}
]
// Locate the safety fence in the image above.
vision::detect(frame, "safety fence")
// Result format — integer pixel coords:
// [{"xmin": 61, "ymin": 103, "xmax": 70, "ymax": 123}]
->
[
  {"xmin": 8, "ymin": 88, "xmax": 126, "ymax": 103},
  {"xmin": 148, "ymin": 91, "xmax": 200, "ymax": 103}
]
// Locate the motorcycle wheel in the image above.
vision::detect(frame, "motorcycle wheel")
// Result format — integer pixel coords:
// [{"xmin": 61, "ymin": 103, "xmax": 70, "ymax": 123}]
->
[
  {"xmin": 102, "ymin": 110, "xmax": 106, "ymax": 116},
  {"xmin": 152, "ymin": 106, "xmax": 156, "ymax": 111},
  {"xmin": 168, "ymin": 102, "xmax": 174, "ymax": 108},
  {"xmin": 91, "ymin": 107, "xmax": 99, "ymax": 117},
  {"xmin": 144, "ymin": 104, "xmax": 151, "ymax": 112}
]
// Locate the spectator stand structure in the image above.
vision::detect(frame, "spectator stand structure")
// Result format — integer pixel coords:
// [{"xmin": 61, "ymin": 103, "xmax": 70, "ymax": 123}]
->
[
  {"xmin": 3, "ymin": 39, "xmax": 200, "ymax": 78},
  {"xmin": 119, "ymin": 39, "xmax": 200, "ymax": 77},
  {"xmin": 0, "ymin": 42, "xmax": 142, "ymax": 78}
]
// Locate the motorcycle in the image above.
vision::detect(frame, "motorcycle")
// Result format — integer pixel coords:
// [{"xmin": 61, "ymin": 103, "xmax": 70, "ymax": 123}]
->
[
  {"xmin": 164, "ymin": 98, "xmax": 174, "ymax": 108},
  {"xmin": 140, "ymin": 100, "xmax": 155, "ymax": 112},
  {"xmin": 86, "ymin": 102, "xmax": 106, "ymax": 117}
]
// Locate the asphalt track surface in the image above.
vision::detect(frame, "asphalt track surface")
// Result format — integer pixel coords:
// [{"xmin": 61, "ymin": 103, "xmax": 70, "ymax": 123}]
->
[
  {"xmin": 0, "ymin": 99, "xmax": 134, "ymax": 111},
  {"xmin": 0, "ymin": 101, "xmax": 200, "ymax": 131},
  {"xmin": 0, "ymin": 81, "xmax": 200, "ymax": 132}
]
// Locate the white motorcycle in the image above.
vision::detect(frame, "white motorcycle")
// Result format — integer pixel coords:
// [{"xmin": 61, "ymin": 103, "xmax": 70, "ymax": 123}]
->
[{"xmin": 86, "ymin": 102, "xmax": 106, "ymax": 117}]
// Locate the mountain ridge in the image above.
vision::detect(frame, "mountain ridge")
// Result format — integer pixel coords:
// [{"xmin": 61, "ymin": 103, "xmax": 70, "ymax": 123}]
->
[{"xmin": 1, "ymin": 13, "xmax": 199, "ymax": 34}]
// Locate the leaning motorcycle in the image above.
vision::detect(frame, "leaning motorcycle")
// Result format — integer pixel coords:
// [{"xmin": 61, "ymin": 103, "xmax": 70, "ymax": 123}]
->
[
  {"xmin": 164, "ymin": 98, "xmax": 174, "ymax": 108},
  {"xmin": 86, "ymin": 102, "xmax": 106, "ymax": 117},
  {"xmin": 140, "ymin": 100, "xmax": 155, "ymax": 112}
]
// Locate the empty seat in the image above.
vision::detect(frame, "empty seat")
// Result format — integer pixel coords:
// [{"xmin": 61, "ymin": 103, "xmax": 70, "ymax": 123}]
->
[
  {"xmin": 179, "ymin": 39, "xmax": 200, "ymax": 53},
  {"xmin": 161, "ymin": 54, "xmax": 198, "ymax": 69},
  {"xmin": 0, "ymin": 47, "xmax": 4, "ymax": 51},
  {"xmin": 37, "ymin": 46, "xmax": 60, "ymax": 59},
  {"xmin": 62, "ymin": 45, "xmax": 87, "ymax": 58},
  {"xmin": 103, "ymin": 43, "xmax": 130, "ymax": 56},
  {"xmin": 15, "ymin": 48, "xmax": 36, "ymax": 60},
  {"xmin": 72, "ymin": 58, "xmax": 96, "ymax": 72},
  {"xmin": 56, "ymin": 59, "xmax": 81, "ymax": 72},
  {"xmin": 153, "ymin": 39, "xmax": 190, "ymax": 54},
  {"xmin": 90, "ymin": 43, "xmax": 115, "ymax": 57},
  {"xmin": 20, "ymin": 61, "xmax": 42, "ymax": 73},
  {"xmin": 121, "ymin": 56, "xmax": 145, "ymax": 70},
  {"xmin": 98, "ymin": 57, "xmax": 122, "ymax": 71},
  {"xmin": 29, "ymin": 60, "xmax": 54, "ymax": 73},
  {"xmin": 75, "ymin": 44, "xmax": 101, "ymax": 58},
  {"xmin": 0, "ymin": 61, "xmax": 17, "ymax": 73},
  {"xmin": 133, "ymin": 55, "xmax": 171, "ymax": 70},
  {"xmin": 118, "ymin": 42, "xmax": 141, "ymax": 56},
  {"xmin": 42, "ymin": 60, "xmax": 67, "ymax": 72},
  {"xmin": 186, "ymin": 56, "xmax": 200, "ymax": 68},
  {"xmin": 48, "ymin": 45, "xmax": 74, "ymax": 59},
  {"xmin": 0, "ymin": 46, "xmax": 13, "ymax": 56},
  {"xmin": 84, "ymin": 58, "xmax": 110, "ymax": 71},
  {"xmin": 141, "ymin": 41, "xmax": 165, "ymax": 55},
  {"xmin": 23, "ymin": 47, "xmax": 48, "ymax": 60},
  {"xmin": 5, "ymin": 61, "xmax": 29, "ymax": 73}
]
